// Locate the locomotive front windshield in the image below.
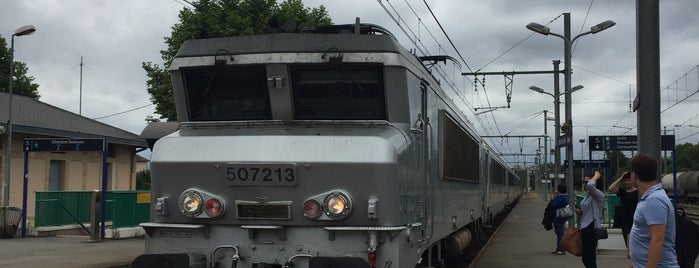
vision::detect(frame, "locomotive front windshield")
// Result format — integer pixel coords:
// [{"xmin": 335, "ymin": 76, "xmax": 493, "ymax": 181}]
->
[
  {"xmin": 184, "ymin": 66, "xmax": 272, "ymax": 121},
  {"xmin": 291, "ymin": 64, "xmax": 386, "ymax": 120},
  {"xmin": 182, "ymin": 64, "xmax": 385, "ymax": 121}
]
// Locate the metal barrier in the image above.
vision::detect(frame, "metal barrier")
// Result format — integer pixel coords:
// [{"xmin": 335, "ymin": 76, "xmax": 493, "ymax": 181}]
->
[
  {"xmin": 35, "ymin": 191, "xmax": 149, "ymax": 229},
  {"xmin": 111, "ymin": 191, "xmax": 150, "ymax": 228},
  {"xmin": 35, "ymin": 199, "xmax": 91, "ymax": 234}
]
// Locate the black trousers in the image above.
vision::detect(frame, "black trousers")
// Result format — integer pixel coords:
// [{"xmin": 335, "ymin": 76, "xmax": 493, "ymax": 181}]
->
[{"xmin": 580, "ymin": 223, "xmax": 598, "ymax": 268}]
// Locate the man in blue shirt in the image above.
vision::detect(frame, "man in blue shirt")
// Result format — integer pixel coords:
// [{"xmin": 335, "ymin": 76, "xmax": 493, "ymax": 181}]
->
[{"xmin": 629, "ymin": 154, "xmax": 679, "ymax": 268}]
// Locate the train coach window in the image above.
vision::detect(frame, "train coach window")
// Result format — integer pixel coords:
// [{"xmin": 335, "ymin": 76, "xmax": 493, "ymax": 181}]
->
[
  {"xmin": 290, "ymin": 64, "xmax": 386, "ymax": 120},
  {"xmin": 183, "ymin": 66, "xmax": 272, "ymax": 121},
  {"xmin": 440, "ymin": 111, "xmax": 480, "ymax": 183}
]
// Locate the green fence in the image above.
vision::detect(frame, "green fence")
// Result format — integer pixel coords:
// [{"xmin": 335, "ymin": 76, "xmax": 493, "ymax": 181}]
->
[
  {"xmin": 575, "ymin": 193, "xmax": 620, "ymax": 227},
  {"xmin": 35, "ymin": 191, "xmax": 150, "ymax": 228}
]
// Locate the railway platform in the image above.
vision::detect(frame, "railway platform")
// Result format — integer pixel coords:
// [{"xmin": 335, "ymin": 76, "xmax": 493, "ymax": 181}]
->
[
  {"xmin": 0, "ymin": 235, "xmax": 142, "ymax": 268},
  {"xmin": 469, "ymin": 191, "xmax": 632, "ymax": 268}
]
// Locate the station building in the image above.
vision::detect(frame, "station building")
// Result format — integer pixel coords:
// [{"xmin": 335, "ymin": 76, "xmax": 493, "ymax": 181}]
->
[{"xmin": 0, "ymin": 92, "xmax": 148, "ymax": 224}]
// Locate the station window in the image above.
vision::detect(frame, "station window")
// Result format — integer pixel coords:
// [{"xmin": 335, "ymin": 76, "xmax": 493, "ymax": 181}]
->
[
  {"xmin": 441, "ymin": 111, "xmax": 480, "ymax": 183},
  {"xmin": 290, "ymin": 64, "xmax": 386, "ymax": 120},
  {"xmin": 183, "ymin": 66, "xmax": 271, "ymax": 121}
]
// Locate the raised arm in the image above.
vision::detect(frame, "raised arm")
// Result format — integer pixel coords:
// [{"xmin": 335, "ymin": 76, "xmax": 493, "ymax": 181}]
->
[
  {"xmin": 588, "ymin": 171, "xmax": 605, "ymax": 201},
  {"xmin": 607, "ymin": 171, "xmax": 628, "ymax": 194}
]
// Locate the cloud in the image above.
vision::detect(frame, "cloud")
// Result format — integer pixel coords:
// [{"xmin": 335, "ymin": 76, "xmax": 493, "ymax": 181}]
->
[{"xmin": 2, "ymin": 0, "xmax": 697, "ymax": 167}]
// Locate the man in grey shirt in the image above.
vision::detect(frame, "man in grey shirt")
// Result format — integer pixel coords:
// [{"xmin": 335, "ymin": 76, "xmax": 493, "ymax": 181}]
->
[{"xmin": 629, "ymin": 154, "xmax": 678, "ymax": 268}]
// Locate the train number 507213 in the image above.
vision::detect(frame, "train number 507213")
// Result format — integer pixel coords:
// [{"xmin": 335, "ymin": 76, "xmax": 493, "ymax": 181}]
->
[{"xmin": 224, "ymin": 164, "xmax": 297, "ymax": 186}]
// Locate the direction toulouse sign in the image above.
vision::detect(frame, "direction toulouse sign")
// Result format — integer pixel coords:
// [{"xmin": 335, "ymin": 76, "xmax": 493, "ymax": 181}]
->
[
  {"xmin": 588, "ymin": 135, "xmax": 675, "ymax": 151},
  {"xmin": 24, "ymin": 138, "xmax": 105, "ymax": 152}
]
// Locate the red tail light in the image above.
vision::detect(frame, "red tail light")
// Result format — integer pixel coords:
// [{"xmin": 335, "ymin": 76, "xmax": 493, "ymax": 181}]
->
[
  {"xmin": 303, "ymin": 199, "xmax": 322, "ymax": 219},
  {"xmin": 205, "ymin": 198, "xmax": 224, "ymax": 217}
]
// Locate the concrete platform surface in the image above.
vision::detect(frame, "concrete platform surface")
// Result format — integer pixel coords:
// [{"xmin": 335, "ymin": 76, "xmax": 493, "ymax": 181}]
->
[
  {"xmin": 0, "ymin": 236, "xmax": 143, "ymax": 268},
  {"xmin": 470, "ymin": 192, "xmax": 632, "ymax": 268}
]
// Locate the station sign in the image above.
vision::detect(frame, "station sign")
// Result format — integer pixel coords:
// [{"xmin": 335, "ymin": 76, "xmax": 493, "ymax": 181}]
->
[
  {"xmin": 565, "ymin": 159, "xmax": 611, "ymax": 168},
  {"xmin": 24, "ymin": 138, "xmax": 105, "ymax": 152},
  {"xmin": 557, "ymin": 134, "xmax": 571, "ymax": 147},
  {"xmin": 588, "ymin": 135, "xmax": 675, "ymax": 151}
]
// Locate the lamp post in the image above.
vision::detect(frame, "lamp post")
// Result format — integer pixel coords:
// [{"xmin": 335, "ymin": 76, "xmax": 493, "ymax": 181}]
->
[
  {"xmin": 3, "ymin": 25, "xmax": 36, "ymax": 207},
  {"xmin": 530, "ymin": 84, "xmax": 583, "ymax": 191},
  {"xmin": 579, "ymin": 139, "xmax": 586, "ymax": 182},
  {"xmin": 542, "ymin": 110, "xmax": 549, "ymax": 197},
  {"xmin": 527, "ymin": 13, "xmax": 614, "ymax": 226},
  {"xmin": 546, "ymin": 116, "xmax": 555, "ymax": 189}
]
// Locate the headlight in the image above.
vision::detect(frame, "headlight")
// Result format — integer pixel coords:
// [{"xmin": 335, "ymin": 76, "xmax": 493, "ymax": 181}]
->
[
  {"xmin": 178, "ymin": 190, "xmax": 204, "ymax": 217},
  {"xmin": 323, "ymin": 191, "xmax": 352, "ymax": 219}
]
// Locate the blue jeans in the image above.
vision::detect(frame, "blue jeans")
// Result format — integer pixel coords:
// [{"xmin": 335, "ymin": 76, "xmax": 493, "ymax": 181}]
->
[{"xmin": 553, "ymin": 218, "xmax": 566, "ymax": 252}]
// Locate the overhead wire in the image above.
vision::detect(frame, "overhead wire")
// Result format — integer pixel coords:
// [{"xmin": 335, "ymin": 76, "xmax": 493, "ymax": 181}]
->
[
  {"xmin": 502, "ymin": 111, "xmax": 544, "ymax": 136},
  {"xmin": 467, "ymin": 13, "xmax": 569, "ymax": 163},
  {"xmin": 573, "ymin": 64, "xmax": 632, "ymax": 85},
  {"xmin": 379, "ymin": 0, "xmax": 513, "ymax": 157},
  {"xmin": 379, "ymin": 0, "xmax": 470, "ymax": 113},
  {"xmin": 419, "ymin": 0, "xmax": 508, "ymax": 140},
  {"xmin": 92, "ymin": 104, "xmax": 154, "ymax": 120},
  {"xmin": 601, "ymin": 64, "xmax": 699, "ymax": 143},
  {"xmin": 572, "ymin": 0, "xmax": 595, "ymax": 54},
  {"xmin": 420, "ymin": 0, "xmax": 473, "ymax": 73},
  {"xmin": 476, "ymin": 13, "xmax": 563, "ymax": 72}
]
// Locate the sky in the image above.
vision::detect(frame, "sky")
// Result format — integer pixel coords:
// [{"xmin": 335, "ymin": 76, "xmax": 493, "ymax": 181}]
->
[{"xmin": 2, "ymin": 0, "xmax": 698, "ymax": 167}]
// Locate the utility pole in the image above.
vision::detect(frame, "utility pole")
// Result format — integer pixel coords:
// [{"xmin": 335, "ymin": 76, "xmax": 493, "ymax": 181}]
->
[
  {"xmin": 563, "ymin": 13, "xmax": 576, "ymax": 226},
  {"xmin": 636, "ymin": 0, "xmax": 661, "ymax": 178},
  {"xmin": 543, "ymin": 110, "xmax": 549, "ymax": 196},
  {"xmin": 552, "ymin": 61, "xmax": 561, "ymax": 191}
]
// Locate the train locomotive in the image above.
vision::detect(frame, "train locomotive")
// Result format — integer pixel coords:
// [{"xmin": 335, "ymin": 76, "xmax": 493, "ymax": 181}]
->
[{"xmin": 134, "ymin": 23, "xmax": 522, "ymax": 268}]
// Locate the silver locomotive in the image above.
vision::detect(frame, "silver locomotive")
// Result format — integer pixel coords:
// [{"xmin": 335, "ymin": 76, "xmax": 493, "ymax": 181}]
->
[{"xmin": 135, "ymin": 23, "xmax": 522, "ymax": 268}]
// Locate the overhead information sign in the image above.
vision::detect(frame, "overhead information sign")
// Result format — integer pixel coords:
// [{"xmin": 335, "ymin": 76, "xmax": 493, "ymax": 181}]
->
[
  {"xmin": 24, "ymin": 138, "xmax": 105, "ymax": 152},
  {"xmin": 588, "ymin": 135, "xmax": 675, "ymax": 151},
  {"xmin": 567, "ymin": 159, "xmax": 611, "ymax": 168}
]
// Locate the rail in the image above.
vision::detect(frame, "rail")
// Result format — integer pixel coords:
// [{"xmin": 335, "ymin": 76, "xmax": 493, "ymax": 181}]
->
[{"xmin": 678, "ymin": 204, "xmax": 699, "ymax": 225}]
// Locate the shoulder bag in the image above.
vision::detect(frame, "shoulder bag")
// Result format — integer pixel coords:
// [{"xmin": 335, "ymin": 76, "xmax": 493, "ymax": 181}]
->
[
  {"xmin": 595, "ymin": 227, "xmax": 608, "ymax": 239},
  {"xmin": 556, "ymin": 205, "xmax": 574, "ymax": 219},
  {"xmin": 559, "ymin": 226, "xmax": 582, "ymax": 256}
]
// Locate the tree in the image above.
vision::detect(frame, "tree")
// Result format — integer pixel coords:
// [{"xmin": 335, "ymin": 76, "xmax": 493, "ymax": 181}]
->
[
  {"xmin": 136, "ymin": 170, "xmax": 151, "ymax": 190},
  {"xmin": 0, "ymin": 36, "xmax": 40, "ymax": 98},
  {"xmin": 605, "ymin": 150, "xmax": 629, "ymax": 176},
  {"xmin": 675, "ymin": 142, "xmax": 699, "ymax": 172},
  {"xmin": 144, "ymin": 0, "xmax": 332, "ymax": 121}
]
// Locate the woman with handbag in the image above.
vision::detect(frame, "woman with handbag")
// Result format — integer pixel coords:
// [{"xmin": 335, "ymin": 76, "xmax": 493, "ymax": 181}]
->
[
  {"xmin": 549, "ymin": 184, "xmax": 570, "ymax": 255},
  {"xmin": 576, "ymin": 171, "xmax": 605, "ymax": 268},
  {"xmin": 607, "ymin": 171, "xmax": 638, "ymax": 259}
]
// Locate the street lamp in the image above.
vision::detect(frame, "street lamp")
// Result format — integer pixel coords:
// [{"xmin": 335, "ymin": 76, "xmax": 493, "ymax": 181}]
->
[
  {"xmin": 3, "ymin": 25, "xmax": 36, "ymax": 207},
  {"xmin": 530, "ymin": 85, "xmax": 583, "ymax": 191},
  {"xmin": 527, "ymin": 13, "xmax": 614, "ymax": 226},
  {"xmin": 529, "ymin": 85, "xmax": 583, "ymax": 98}
]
